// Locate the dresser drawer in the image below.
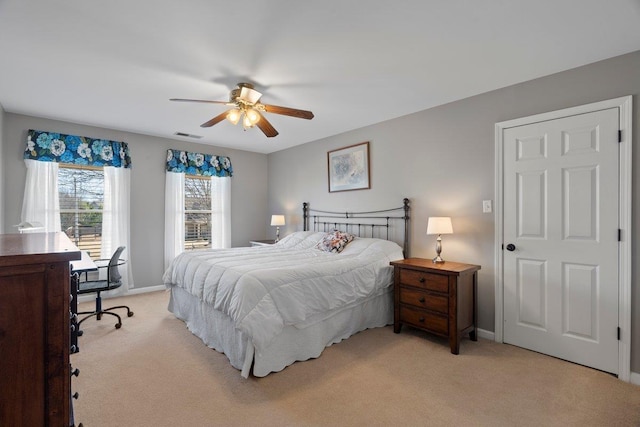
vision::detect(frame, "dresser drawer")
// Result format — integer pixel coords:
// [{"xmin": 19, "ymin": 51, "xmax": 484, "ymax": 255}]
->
[
  {"xmin": 399, "ymin": 287, "xmax": 448, "ymax": 314},
  {"xmin": 399, "ymin": 269, "xmax": 448, "ymax": 293},
  {"xmin": 399, "ymin": 305, "xmax": 448, "ymax": 335}
]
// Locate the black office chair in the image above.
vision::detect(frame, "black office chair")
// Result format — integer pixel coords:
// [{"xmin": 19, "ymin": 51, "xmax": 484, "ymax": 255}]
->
[{"xmin": 77, "ymin": 246, "xmax": 134, "ymax": 329}]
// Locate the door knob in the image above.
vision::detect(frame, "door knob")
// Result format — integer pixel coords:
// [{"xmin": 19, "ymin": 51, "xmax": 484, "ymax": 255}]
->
[{"xmin": 506, "ymin": 244, "xmax": 516, "ymax": 252}]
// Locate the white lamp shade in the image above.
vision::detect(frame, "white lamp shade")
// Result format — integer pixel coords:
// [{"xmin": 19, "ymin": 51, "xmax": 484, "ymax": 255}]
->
[
  {"xmin": 270, "ymin": 215, "xmax": 285, "ymax": 226},
  {"xmin": 426, "ymin": 217, "xmax": 453, "ymax": 235}
]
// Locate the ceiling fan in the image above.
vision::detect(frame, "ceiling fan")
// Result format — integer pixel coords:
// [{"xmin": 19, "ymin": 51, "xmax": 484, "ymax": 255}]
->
[{"xmin": 170, "ymin": 83, "xmax": 314, "ymax": 138}]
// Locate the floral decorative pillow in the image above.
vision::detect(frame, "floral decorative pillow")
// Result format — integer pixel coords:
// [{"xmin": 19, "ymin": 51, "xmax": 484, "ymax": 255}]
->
[{"xmin": 315, "ymin": 230, "xmax": 355, "ymax": 253}]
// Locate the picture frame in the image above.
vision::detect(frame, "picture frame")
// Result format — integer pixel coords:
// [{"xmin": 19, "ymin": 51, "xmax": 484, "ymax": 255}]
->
[{"xmin": 327, "ymin": 141, "xmax": 370, "ymax": 192}]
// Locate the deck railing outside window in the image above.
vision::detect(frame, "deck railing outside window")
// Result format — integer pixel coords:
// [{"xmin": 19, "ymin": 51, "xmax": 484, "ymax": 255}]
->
[{"xmin": 58, "ymin": 166, "xmax": 104, "ymax": 259}]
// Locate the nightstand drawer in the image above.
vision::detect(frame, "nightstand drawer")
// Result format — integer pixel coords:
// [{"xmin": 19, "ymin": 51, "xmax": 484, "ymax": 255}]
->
[
  {"xmin": 400, "ymin": 269, "xmax": 448, "ymax": 293},
  {"xmin": 399, "ymin": 305, "xmax": 448, "ymax": 335},
  {"xmin": 399, "ymin": 287, "xmax": 448, "ymax": 314}
]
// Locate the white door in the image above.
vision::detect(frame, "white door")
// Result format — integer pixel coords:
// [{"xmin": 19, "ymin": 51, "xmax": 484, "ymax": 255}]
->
[{"xmin": 502, "ymin": 108, "xmax": 619, "ymax": 374}]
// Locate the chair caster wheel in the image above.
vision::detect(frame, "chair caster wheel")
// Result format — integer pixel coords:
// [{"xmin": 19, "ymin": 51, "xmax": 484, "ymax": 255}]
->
[
  {"xmin": 115, "ymin": 323, "xmax": 122, "ymax": 329},
  {"xmin": 128, "ymin": 311, "xmax": 134, "ymax": 317}
]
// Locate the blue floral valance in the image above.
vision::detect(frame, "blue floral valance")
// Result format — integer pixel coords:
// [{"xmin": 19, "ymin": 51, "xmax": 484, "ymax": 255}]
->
[
  {"xmin": 166, "ymin": 149, "xmax": 233, "ymax": 177},
  {"xmin": 24, "ymin": 129, "xmax": 132, "ymax": 168}
]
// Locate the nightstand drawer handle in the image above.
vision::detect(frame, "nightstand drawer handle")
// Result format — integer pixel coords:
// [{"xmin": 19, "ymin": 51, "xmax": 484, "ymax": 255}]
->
[
  {"xmin": 419, "ymin": 277, "xmax": 425, "ymax": 283},
  {"xmin": 418, "ymin": 297, "xmax": 426, "ymax": 303},
  {"xmin": 419, "ymin": 317, "xmax": 425, "ymax": 323}
]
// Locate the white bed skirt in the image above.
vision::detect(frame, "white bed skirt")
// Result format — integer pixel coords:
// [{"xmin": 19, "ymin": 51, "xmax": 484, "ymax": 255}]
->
[{"xmin": 168, "ymin": 285, "xmax": 393, "ymax": 377}]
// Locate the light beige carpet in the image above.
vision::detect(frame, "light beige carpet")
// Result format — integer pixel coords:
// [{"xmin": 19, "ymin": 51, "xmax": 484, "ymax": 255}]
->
[{"xmin": 73, "ymin": 291, "xmax": 640, "ymax": 426}]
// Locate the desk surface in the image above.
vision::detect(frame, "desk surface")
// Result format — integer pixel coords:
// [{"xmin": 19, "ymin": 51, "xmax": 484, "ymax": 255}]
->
[
  {"xmin": 70, "ymin": 250, "xmax": 97, "ymax": 273},
  {"xmin": 0, "ymin": 232, "xmax": 80, "ymax": 267}
]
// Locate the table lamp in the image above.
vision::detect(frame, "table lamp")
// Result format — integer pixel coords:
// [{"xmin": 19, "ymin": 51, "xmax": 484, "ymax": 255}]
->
[
  {"xmin": 270, "ymin": 215, "xmax": 285, "ymax": 242},
  {"xmin": 426, "ymin": 217, "xmax": 453, "ymax": 263}
]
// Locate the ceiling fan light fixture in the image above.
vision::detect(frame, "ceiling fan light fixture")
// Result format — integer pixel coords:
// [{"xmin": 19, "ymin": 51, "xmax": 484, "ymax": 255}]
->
[
  {"xmin": 246, "ymin": 108, "xmax": 261, "ymax": 125},
  {"xmin": 226, "ymin": 109, "xmax": 241, "ymax": 125},
  {"xmin": 243, "ymin": 114, "xmax": 254, "ymax": 128}
]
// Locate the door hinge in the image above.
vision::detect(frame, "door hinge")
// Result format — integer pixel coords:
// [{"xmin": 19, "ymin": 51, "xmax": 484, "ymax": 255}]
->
[
  {"xmin": 618, "ymin": 229, "xmax": 622, "ymax": 242},
  {"xmin": 617, "ymin": 327, "xmax": 621, "ymax": 340},
  {"xmin": 618, "ymin": 130, "xmax": 622, "ymax": 143}
]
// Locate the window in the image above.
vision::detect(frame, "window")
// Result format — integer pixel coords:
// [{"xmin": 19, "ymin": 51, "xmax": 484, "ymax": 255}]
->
[
  {"xmin": 184, "ymin": 175, "xmax": 212, "ymax": 250},
  {"xmin": 58, "ymin": 165, "xmax": 104, "ymax": 259},
  {"xmin": 164, "ymin": 149, "xmax": 231, "ymax": 269}
]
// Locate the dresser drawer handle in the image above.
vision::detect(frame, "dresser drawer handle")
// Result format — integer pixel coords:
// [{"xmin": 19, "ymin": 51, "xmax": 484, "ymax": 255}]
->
[
  {"xmin": 419, "ymin": 317, "xmax": 425, "ymax": 323},
  {"xmin": 419, "ymin": 277, "xmax": 425, "ymax": 283},
  {"xmin": 418, "ymin": 297, "xmax": 426, "ymax": 303}
]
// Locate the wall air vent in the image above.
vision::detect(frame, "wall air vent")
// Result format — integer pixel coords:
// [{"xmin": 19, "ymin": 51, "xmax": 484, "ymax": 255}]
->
[{"xmin": 174, "ymin": 132, "xmax": 203, "ymax": 139}]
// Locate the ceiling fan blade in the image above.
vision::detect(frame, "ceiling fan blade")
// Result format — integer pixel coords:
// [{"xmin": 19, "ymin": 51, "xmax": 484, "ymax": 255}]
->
[
  {"xmin": 255, "ymin": 112, "xmax": 279, "ymax": 138},
  {"xmin": 200, "ymin": 110, "xmax": 231, "ymax": 128},
  {"xmin": 262, "ymin": 104, "xmax": 314, "ymax": 120},
  {"xmin": 170, "ymin": 98, "xmax": 231, "ymax": 105}
]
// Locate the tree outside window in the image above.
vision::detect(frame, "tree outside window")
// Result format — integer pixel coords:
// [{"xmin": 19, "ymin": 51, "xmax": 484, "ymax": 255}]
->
[{"xmin": 184, "ymin": 176, "xmax": 212, "ymax": 250}]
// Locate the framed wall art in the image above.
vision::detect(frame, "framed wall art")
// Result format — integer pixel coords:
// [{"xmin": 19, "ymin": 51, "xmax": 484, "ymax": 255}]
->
[{"xmin": 327, "ymin": 141, "xmax": 370, "ymax": 192}]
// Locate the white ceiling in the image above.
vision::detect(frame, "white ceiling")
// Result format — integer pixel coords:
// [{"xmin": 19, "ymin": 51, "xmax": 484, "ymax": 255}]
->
[{"xmin": 1, "ymin": 1, "xmax": 640, "ymax": 154}]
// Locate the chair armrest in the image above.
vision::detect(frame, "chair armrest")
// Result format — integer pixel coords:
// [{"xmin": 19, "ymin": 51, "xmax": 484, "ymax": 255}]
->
[
  {"xmin": 94, "ymin": 260, "xmax": 110, "ymax": 269},
  {"xmin": 94, "ymin": 258, "xmax": 127, "ymax": 268}
]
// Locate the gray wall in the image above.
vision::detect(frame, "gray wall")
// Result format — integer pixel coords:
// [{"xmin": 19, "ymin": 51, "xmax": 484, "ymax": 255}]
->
[
  {"xmin": 267, "ymin": 50, "xmax": 640, "ymax": 372},
  {"xmin": 2, "ymin": 114, "xmax": 268, "ymax": 288}
]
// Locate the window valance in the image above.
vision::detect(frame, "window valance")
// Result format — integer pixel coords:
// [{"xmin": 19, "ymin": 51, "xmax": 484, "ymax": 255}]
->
[
  {"xmin": 24, "ymin": 129, "xmax": 132, "ymax": 168},
  {"xmin": 166, "ymin": 149, "xmax": 233, "ymax": 177}
]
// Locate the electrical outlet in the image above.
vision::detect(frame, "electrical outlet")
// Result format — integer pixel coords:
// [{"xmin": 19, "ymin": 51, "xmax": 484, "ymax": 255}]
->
[{"xmin": 482, "ymin": 200, "xmax": 492, "ymax": 213}]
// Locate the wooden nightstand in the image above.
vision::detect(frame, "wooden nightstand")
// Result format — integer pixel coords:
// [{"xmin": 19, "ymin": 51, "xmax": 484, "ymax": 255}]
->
[
  {"xmin": 250, "ymin": 239, "xmax": 276, "ymax": 247},
  {"xmin": 390, "ymin": 258, "xmax": 480, "ymax": 354}
]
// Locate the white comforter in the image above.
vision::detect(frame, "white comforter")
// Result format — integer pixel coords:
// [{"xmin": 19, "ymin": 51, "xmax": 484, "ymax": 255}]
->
[{"xmin": 163, "ymin": 231, "xmax": 404, "ymax": 350}]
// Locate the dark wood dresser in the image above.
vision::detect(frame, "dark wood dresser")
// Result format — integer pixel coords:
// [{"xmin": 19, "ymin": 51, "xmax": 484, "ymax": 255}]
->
[
  {"xmin": 0, "ymin": 232, "xmax": 80, "ymax": 426},
  {"xmin": 391, "ymin": 258, "xmax": 480, "ymax": 354}
]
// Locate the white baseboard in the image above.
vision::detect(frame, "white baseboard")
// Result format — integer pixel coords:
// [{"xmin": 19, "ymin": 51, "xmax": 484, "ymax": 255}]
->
[
  {"xmin": 477, "ymin": 328, "xmax": 495, "ymax": 341},
  {"xmin": 127, "ymin": 284, "xmax": 166, "ymax": 295},
  {"xmin": 477, "ymin": 328, "xmax": 640, "ymax": 386},
  {"xmin": 76, "ymin": 284, "xmax": 166, "ymax": 303}
]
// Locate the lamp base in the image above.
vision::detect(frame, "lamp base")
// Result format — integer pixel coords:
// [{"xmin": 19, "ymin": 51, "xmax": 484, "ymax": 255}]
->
[{"xmin": 432, "ymin": 235, "xmax": 445, "ymax": 263}]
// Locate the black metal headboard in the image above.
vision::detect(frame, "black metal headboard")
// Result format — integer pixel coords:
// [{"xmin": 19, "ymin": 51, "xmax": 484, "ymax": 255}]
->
[{"xmin": 303, "ymin": 198, "xmax": 410, "ymax": 257}]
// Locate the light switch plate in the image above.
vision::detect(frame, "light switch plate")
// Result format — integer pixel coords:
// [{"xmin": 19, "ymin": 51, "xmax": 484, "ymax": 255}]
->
[{"xmin": 482, "ymin": 200, "xmax": 492, "ymax": 213}]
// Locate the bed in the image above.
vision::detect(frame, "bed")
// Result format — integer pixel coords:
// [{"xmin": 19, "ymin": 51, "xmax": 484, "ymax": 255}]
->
[{"xmin": 163, "ymin": 199, "xmax": 410, "ymax": 377}]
